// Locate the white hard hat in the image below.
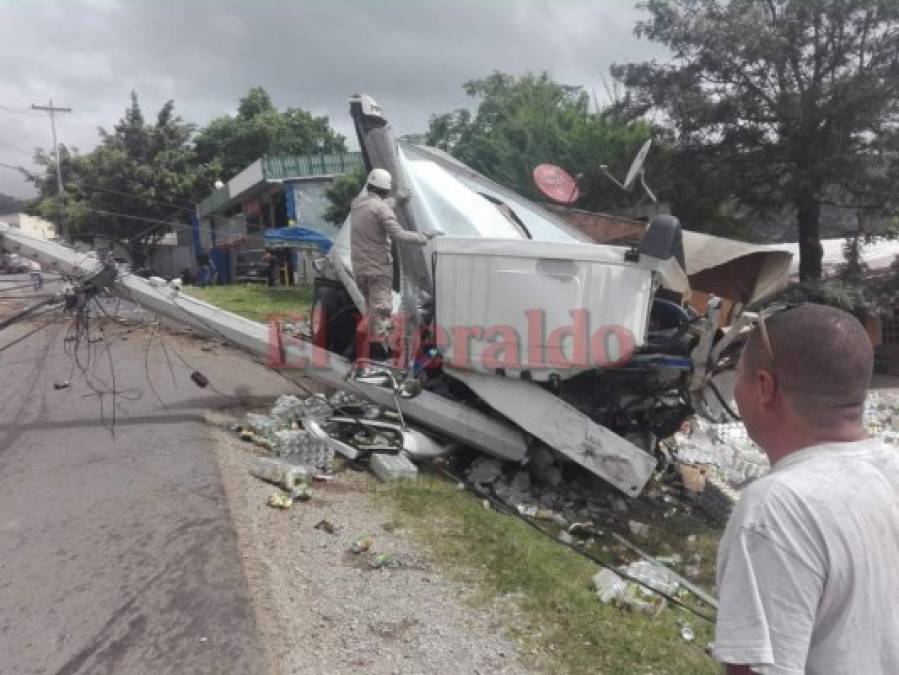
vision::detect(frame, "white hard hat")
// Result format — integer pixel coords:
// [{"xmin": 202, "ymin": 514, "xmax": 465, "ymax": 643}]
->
[{"xmin": 366, "ymin": 168, "xmax": 392, "ymax": 191}]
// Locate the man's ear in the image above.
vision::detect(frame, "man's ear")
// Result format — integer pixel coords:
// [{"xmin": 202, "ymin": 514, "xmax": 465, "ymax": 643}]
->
[{"xmin": 755, "ymin": 368, "xmax": 777, "ymax": 406}]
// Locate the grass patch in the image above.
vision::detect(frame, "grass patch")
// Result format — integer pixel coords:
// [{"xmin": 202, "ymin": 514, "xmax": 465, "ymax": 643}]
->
[
  {"xmin": 379, "ymin": 474, "xmax": 718, "ymax": 674},
  {"xmin": 183, "ymin": 284, "xmax": 313, "ymax": 324}
]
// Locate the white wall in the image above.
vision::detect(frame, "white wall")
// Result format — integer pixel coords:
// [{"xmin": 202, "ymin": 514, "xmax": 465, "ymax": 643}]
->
[{"xmin": 0, "ymin": 213, "xmax": 57, "ymax": 240}]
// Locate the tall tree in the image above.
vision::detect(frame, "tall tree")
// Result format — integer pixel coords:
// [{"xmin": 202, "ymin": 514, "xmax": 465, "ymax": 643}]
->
[
  {"xmin": 194, "ymin": 86, "xmax": 348, "ymax": 180},
  {"xmin": 323, "ymin": 166, "xmax": 365, "ymax": 226},
  {"xmin": 27, "ymin": 92, "xmax": 215, "ymax": 263},
  {"xmin": 425, "ymin": 72, "xmax": 654, "ymax": 212},
  {"xmin": 613, "ymin": 0, "xmax": 899, "ymax": 280}
]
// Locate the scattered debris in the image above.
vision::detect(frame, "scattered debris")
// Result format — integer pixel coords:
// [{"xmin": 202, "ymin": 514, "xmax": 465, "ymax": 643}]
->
[
  {"xmin": 568, "ymin": 522, "xmax": 598, "ymax": 538},
  {"xmin": 251, "ymin": 456, "xmax": 309, "ymax": 492},
  {"xmin": 610, "ymin": 532, "xmax": 718, "ymax": 609},
  {"xmin": 466, "ymin": 457, "xmax": 504, "ymax": 486},
  {"xmin": 370, "ymin": 452, "xmax": 419, "ymax": 482},
  {"xmin": 242, "ymin": 413, "xmax": 281, "ymax": 439},
  {"xmin": 628, "ymin": 520, "xmax": 651, "ymax": 539},
  {"xmin": 593, "ymin": 562, "xmax": 674, "ymax": 616},
  {"xmin": 267, "ymin": 492, "xmax": 293, "ymax": 510},
  {"xmin": 350, "ymin": 536, "xmax": 373, "ymax": 554},
  {"xmin": 272, "ymin": 429, "xmax": 334, "ymax": 471},
  {"xmin": 679, "ymin": 621, "xmax": 695, "ymax": 643},
  {"xmin": 314, "ymin": 519, "xmax": 337, "ymax": 534},
  {"xmin": 866, "ymin": 392, "xmax": 899, "ymax": 446},
  {"xmin": 370, "ymin": 553, "xmax": 399, "ymax": 570},
  {"xmin": 190, "ymin": 371, "xmax": 209, "ymax": 388},
  {"xmin": 52, "ymin": 381, "xmax": 70, "ymax": 390},
  {"xmin": 291, "ymin": 484, "xmax": 312, "ymax": 501},
  {"xmin": 593, "ymin": 568, "xmax": 628, "ymax": 604}
]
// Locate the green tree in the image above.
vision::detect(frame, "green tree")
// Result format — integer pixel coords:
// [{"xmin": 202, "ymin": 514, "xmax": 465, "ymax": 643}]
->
[
  {"xmin": 323, "ymin": 166, "xmax": 365, "ymax": 226},
  {"xmin": 27, "ymin": 92, "xmax": 215, "ymax": 264},
  {"xmin": 194, "ymin": 86, "xmax": 347, "ymax": 180},
  {"xmin": 425, "ymin": 72, "xmax": 654, "ymax": 213},
  {"xmin": 613, "ymin": 0, "xmax": 899, "ymax": 280}
]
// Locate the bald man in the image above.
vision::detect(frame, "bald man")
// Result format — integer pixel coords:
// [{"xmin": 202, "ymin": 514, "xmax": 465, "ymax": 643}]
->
[{"xmin": 714, "ymin": 304, "xmax": 899, "ymax": 674}]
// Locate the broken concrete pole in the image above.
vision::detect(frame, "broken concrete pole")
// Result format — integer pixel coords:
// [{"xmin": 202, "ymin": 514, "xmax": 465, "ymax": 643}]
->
[{"xmin": 370, "ymin": 453, "xmax": 418, "ymax": 482}]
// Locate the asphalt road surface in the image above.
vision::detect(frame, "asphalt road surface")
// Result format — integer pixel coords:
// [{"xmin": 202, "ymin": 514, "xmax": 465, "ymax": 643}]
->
[{"xmin": 0, "ymin": 289, "xmax": 294, "ymax": 675}]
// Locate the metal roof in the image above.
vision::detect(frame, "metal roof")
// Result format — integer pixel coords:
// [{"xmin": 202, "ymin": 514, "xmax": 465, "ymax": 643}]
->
[{"xmin": 198, "ymin": 152, "xmax": 363, "ymax": 217}]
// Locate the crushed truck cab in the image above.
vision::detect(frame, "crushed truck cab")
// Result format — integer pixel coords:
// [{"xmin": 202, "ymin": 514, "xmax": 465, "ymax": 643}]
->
[
  {"xmin": 0, "ymin": 93, "xmax": 791, "ymax": 498},
  {"xmin": 307, "ymin": 94, "xmax": 785, "ymax": 496}
]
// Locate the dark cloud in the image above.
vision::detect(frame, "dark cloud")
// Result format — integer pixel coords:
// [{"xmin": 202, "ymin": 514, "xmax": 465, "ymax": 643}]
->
[{"xmin": 0, "ymin": 0, "xmax": 666, "ymax": 198}]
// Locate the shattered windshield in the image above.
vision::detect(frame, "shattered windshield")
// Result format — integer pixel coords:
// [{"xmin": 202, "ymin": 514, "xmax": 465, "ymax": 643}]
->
[{"xmin": 398, "ymin": 146, "xmax": 525, "ymax": 239}]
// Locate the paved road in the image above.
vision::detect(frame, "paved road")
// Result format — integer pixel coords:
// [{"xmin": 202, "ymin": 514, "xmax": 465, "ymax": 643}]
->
[{"xmin": 0, "ymin": 293, "xmax": 295, "ymax": 675}]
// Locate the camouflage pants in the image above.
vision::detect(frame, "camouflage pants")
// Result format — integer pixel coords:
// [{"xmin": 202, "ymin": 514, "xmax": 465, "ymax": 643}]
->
[{"xmin": 357, "ymin": 275, "xmax": 393, "ymax": 341}]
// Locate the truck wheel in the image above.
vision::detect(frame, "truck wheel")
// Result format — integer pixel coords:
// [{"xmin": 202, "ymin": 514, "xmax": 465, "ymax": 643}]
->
[{"xmin": 311, "ymin": 284, "xmax": 357, "ymax": 354}]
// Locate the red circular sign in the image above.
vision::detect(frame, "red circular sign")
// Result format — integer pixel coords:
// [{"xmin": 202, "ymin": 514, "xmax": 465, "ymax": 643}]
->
[{"xmin": 533, "ymin": 163, "xmax": 580, "ymax": 204}]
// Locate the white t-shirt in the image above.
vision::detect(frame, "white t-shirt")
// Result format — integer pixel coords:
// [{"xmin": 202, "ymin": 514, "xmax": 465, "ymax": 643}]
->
[{"xmin": 714, "ymin": 438, "xmax": 899, "ymax": 674}]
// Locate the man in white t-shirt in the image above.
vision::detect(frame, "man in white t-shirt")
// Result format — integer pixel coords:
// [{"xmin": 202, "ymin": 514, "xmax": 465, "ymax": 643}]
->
[{"xmin": 715, "ymin": 303, "xmax": 899, "ymax": 675}]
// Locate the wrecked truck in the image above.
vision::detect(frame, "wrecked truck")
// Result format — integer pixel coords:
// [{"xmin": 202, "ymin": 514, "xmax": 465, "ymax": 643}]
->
[
  {"xmin": 0, "ymin": 93, "xmax": 791, "ymax": 498},
  {"xmin": 306, "ymin": 94, "xmax": 789, "ymax": 496}
]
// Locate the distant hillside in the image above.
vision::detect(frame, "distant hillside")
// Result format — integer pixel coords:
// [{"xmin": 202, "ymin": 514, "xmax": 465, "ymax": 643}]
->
[{"xmin": 0, "ymin": 193, "xmax": 27, "ymax": 215}]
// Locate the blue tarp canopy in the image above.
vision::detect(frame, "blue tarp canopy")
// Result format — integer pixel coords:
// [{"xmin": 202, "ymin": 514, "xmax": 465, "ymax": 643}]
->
[{"xmin": 263, "ymin": 227, "xmax": 332, "ymax": 252}]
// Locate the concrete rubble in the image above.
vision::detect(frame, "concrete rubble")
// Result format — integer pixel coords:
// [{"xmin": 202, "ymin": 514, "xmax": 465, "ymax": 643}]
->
[
  {"xmin": 237, "ymin": 390, "xmax": 431, "ymax": 484},
  {"xmin": 370, "ymin": 453, "xmax": 419, "ymax": 482},
  {"xmin": 671, "ymin": 391, "xmax": 898, "ymax": 492},
  {"xmin": 663, "ymin": 391, "xmax": 898, "ymax": 523}
]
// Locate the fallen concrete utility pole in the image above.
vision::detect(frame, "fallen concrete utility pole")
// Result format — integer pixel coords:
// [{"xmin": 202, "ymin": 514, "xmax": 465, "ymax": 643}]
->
[
  {"xmin": 0, "ymin": 224, "xmax": 529, "ymax": 465},
  {"xmin": 447, "ymin": 368, "xmax": 656, "ymax": 497}
]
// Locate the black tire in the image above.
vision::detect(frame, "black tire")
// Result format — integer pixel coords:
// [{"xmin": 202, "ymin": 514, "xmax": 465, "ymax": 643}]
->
[{"xmin": 311, "ymin": 283, "xmax": 357, "ymax": 355}]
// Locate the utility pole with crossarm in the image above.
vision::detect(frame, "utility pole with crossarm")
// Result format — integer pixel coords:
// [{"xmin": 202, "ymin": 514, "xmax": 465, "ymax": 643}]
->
[{"xmin": 32, "ymin": 100, "xmax": 72, "ymax": 240}]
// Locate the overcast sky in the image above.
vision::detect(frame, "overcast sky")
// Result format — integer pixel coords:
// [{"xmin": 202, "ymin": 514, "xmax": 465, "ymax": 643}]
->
[{"xmin": 0, "ymin": 0, "xmax": 667, "ymax": 199}]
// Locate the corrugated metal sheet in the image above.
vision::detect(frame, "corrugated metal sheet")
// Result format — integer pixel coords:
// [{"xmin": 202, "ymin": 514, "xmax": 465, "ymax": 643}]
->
[{"xmin": 264, "ymin": 152, "xmax": 363, "ymax": 180}]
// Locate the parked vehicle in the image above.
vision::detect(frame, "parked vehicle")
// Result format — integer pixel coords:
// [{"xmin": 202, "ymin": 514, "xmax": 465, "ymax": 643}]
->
[{"xmin": 0, "ymin": 252, "xmax": 28, "ymax": 273}]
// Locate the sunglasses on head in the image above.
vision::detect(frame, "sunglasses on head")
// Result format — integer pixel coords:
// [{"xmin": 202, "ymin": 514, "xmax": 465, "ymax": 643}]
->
[{"xmin": 755, "ymin": 304, "xmax": 799, "ymax": 373}]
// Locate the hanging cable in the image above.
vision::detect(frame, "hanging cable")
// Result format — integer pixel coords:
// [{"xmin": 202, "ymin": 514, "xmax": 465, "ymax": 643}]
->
[
  {"xmin": 0, "ymin": 313, "xmax": 60, "ymax": 353},
  {"xmin": 0, "ymin": 296, "xmax": 60, "ymax": 332}
]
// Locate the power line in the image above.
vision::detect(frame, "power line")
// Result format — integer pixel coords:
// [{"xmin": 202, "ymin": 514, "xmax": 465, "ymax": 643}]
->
[
  {"xmin": 0, "ymin": 105, "xmax": 43, "ymax": 117},
  {"xmin": 81, "ymin": 206, "xmax": 194, "ymax": 232},
  {"xmin": 80, "ymin": 185, "xmax": 193, "ymax": 212},
  {"xmin": 0, "ymin": 139, "xmax": 34, "ymax": 157}
]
